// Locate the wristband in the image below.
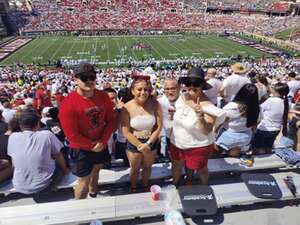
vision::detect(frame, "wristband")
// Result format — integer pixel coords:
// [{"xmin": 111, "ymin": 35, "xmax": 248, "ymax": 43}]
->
[{"xmin": 146, "ymin": 140, "xmax": 153, "ymax": 149}]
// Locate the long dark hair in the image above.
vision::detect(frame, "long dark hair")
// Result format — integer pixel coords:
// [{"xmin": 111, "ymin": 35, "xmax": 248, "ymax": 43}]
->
[
  {"xmin": 233, "ymin": 83, "xmax": 260, "ymax": 128},
  {"xmin": 273, "ymin": 82, "xmax": 289, "ymax": 136}
]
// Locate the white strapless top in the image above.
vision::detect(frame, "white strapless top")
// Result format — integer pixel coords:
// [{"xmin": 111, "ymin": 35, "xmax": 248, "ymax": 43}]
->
[{"xmin": 130, "ymin": 115, "xmax": 156, "ymax": 131}]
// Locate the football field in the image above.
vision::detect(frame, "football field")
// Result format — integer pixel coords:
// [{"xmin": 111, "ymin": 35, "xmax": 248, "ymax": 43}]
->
[{"xmin": 0, "ymin": 34, "xmax": 270, "ymax": 66}]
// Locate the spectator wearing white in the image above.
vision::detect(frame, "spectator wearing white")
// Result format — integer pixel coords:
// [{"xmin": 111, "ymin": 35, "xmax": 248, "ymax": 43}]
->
[
  {"xmin": 170, "ymin": 67, "xmax": 225, "ymax": 185},
  {"xmin": 220, "ymin": 63, "xmax": 250, "ymax": 104},
  {"xmin": 287, "ymin": 72, "xmax": 300, "ymax": 102},
  {"xmin": 215, "ymin": 83, "xmax": 260, "ymax": 157},
  {"xmin": 157, "ymin": 78, "xmax": 180, "ymax": 158},
  {"xmin": 0, "ymin": 98, "xmax": 16, "ymax": 124},
  {"xmin": 255, "ymin": 74, "xmax": 269, "ymax": 103},
  {"xmin": 204, "ymin": 68, "xmax": 222, "ymax": 106},
  {"xmin": 252, "ymin": 82, "xmax": 290, "ymax": 154}
]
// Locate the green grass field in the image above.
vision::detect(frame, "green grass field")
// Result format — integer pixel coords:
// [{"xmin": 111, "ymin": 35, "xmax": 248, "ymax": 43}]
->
[
  {"xmin": 1, "ymin": 35, "xmax": 270, "ymax": 66},
  {"xmin": 274, "ymin": 27, "xmax": 300, "ymax": 40}
]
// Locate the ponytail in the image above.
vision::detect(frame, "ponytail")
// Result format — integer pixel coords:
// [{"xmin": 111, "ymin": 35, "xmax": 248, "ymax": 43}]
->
[
  {"xmin": 273, "ymin": 82, "xmax": 289, "ymax": 136},
  {"xmin": 282, "ymin": 96, "xmax": 288, "ymax": 136}
]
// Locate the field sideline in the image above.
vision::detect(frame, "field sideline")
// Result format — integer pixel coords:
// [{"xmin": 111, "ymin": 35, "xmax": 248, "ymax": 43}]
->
[{"xmin": 0, "ymin": 35, "xmax": 270, "ymax": 66}]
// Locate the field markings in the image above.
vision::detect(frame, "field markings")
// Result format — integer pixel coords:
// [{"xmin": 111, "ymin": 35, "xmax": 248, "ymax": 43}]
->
[
  {"xmin": 66, "ymin": 37, "xmax": 77, "ymax": 58},
  {"xmin": 151, "ymin": 38, "xmax": 172, "ymax": 58},
  {"xmin": 143, "ymin": 38, "xmax": 163, "ymax": 60},
  {"xmin": 123, "ymin": 36, "xmax": 138, "ymax": 60},
  {"xmin": 106, "ymin": 36, "xmax": 110, "ymax": 61},
  {"xmin": 80, "ymin": 37, "xmax": 88, "ymax": 60},
  {"xmin": 19, "ymin": 38, "xmax": 49, "ymax": 62},
  {"xmin": 162, "ymin": 38, "xmax": 186, "ymax": 57},
  {"xmin": 50, "ymin": 37, "xmax": 68, "ymax": 60}
]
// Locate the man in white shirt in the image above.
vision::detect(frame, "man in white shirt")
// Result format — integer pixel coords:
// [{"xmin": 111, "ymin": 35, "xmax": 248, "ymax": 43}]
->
[
  {"xmin": 0, "ymin": 98, "xmax": 16, "ymax": 124},
  {"xmin": 157, "ymin": 78, "xmax": 180, "ymax": 158},
  {"xmin": 220, "ymin": 63, "xmax": 250, "ymax": 104},
  {"xmin": 204, "ymin": 68, "xmax": 222, "ymax": 105},
  {"xmin": 287, "ymin": 72, "xmax": 300, "ymax": 100}
]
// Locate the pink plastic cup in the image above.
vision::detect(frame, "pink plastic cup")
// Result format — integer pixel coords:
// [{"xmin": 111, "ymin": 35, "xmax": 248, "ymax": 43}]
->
[{"xmin": 150, "ymin": 185, "xmax": 161, "ymax": 200}]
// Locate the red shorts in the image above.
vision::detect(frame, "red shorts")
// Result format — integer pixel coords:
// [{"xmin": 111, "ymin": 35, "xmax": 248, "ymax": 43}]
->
[{"xmin": 169, "ymin": 144, "xmax": 213, "ymax": 170}]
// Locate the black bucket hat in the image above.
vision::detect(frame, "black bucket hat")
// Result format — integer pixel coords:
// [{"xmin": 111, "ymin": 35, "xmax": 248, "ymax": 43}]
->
[{"xmin": 178, "ymin": 67, "xmax": 212, "ymax": 90}]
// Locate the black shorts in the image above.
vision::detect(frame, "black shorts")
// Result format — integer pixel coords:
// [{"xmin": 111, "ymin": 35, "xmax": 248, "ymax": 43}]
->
[
  {"xmin": 252, "ymin": 129, "xmax": 279, "ymax": 149},
  {"xmin": 68, "ymin": 148, "xmax": 110, "ymax": 177},
  {"xmin": 126, "ymin": 138, "xmax": 158, "ymax": 153},
  {"xmin": 115, "ymin": 141, "xmax": 127, "ymax": 159}
]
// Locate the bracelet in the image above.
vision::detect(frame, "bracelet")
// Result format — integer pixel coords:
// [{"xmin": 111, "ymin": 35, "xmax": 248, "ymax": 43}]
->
[{"xmin": 146, "ymin": 140, "xmax": 154, "ymax": 149}]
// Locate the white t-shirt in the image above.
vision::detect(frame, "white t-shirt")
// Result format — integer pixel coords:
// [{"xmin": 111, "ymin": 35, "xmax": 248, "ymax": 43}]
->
[
  {"xmin": 2, "ymin": 108, "xmax": 16, "ymax": 123},
  {"xmin": 222, "ymin": 74, "xmax": 250, "ymax": 102},
  {"xmin": 222, "ymin": 102, "xmax": 250, "ymax": 132},
  {"xmin": 257, "ymin": 96, "xmax": 284, "ymax": 131},
  {"xmin": 287, "ymin": 79, "xmax": 300, "ymax": 97},
  {"xmin": 8, "ymin": 130, "xmax": 63, "ymax": 194},
  {"xmin": 204, "ymin": 78, "xmax": 222, "ymax": 105},
  {"xmin": 158, "ymin": 94, "xmax": 176, "ymax": 138}
]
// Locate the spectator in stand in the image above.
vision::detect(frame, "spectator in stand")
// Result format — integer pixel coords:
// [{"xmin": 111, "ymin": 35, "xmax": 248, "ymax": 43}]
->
[
  {"xmin": 215, "ymin": 83, "xmax": 260, "ymax": 157},
  {"xmin": 115, "ymin": 87, "xmax": 131, "ymax": 167},
  {"xmin": 170, "ymin": 67, "xmax": 223, "ymax": 185},
  {"xmin": 0, "ymin": 115, "xmax": 21, "ymax": 182},
  {"xmin": 103, "ymin": 87, "xmax": 123, "ymax": 169},
  {"xmin": 220, "ymin": 63, "xmax": 250, "ymax": 105},
  {"xmin": 280, "ymin": 103, "xmax": 300, "ymax": 152},
  {"xmin": 157, "ymin": 78, "xmax": 180, "ymax": 158},
  {"xmin": 252, "ymin": 82, "xmax": 289, "ymax": 154},
  {"xmin": 255, "ymin": 74, "xmax": 269, "ymax": 103},
  {"xmin": 1, "ymin": 98, "xmax": 16, "ymax": 124},
  {"xmin": 59, "ymin": 62, "xmax": 115, "ymax": 199},
  {"xmin": 287, "ymin": 72, "xmax": 300, "ymax": 104},
  {"xmin": 204, "ymin": 68, "xmax": 222, "ymax": 106},
  {"xmin": 121, "ymin": 77, "xmax": 163, "ymax": 192},
  {"xmin": 7, "ymin": 109, "xmax": 69, "ymax": 194},
  {"xmin": 33, "ymin": 84, "xmax": 52, "ymax": 113},
  {"xmin": 0, "ymin": 110, "xmax": 8, "ymax": 135}
]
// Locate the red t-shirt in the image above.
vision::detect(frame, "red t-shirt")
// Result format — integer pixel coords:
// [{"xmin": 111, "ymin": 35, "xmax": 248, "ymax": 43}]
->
[
  {"xmin": 33, "ymin": 89, "xmax": 52, "ymax": 110},
  {"xmin": 59, "ymin": 90, "xmax": 116, "ymax": 151}
]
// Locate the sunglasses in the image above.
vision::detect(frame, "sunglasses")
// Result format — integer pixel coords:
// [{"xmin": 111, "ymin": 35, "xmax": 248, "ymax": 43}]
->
[{"xmin": 77, "ymin": 73, "xmax": 96, "ymax": 82}]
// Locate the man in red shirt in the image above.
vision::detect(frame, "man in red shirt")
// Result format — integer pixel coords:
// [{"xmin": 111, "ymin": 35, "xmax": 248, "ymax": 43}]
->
[{"xmin": 59, "ymin": 62, "xmax": 115, "ymax": 199}]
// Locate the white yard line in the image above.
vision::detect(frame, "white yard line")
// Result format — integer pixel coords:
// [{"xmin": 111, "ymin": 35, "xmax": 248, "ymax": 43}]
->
[
  {"xmin": 49, "ymin": 37, "xmax": 67, "ymax": 60},
  {"xmin": 106, "ymin": 36, "xmax": 110, "ymax": 61},
  {"xmin": 66, "ymin": 37, "xmax": 77, "ymax": 58},
  {"xmin": 143, "ymin": 38, "xmax": 164, "ymax": 60},
  {"xmin": 123, "ymin": 36, "xmax": 138, "ymax": 60},
  {"xmin": 20, "ymin": 38, "xmax": 48, "ymax": 61}
]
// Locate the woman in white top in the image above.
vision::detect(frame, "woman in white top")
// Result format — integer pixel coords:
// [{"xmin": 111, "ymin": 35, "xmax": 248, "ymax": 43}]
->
[
  {"xmin": 215, "ymin": 83, "xmax": 260, "ymax": 157},
  {"xmin": 252, "ymin": 82, "xmax": 289, "ymax": 154},
  {"xmin": 121, "ymin": 77, "xmax": 163, "ymax": 192},
  {"xmin": 170, "ymin": 67, "xmax": 221, "ymax": 185}
]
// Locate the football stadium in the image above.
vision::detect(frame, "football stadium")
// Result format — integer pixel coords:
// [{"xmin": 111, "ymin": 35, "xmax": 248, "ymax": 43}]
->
[{"xmin": 0, "ymin": 0, "xmax": 300, "ymax": 225}]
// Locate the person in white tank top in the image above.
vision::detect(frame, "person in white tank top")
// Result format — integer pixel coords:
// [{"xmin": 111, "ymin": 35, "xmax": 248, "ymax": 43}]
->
[{"xmin": 121, "ymin": 77, "xmax": 163, "ymax": 192}]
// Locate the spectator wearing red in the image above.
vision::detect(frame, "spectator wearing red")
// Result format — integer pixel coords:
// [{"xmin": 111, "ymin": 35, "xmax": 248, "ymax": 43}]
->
[
  {"xmin": 59, "ymin": 62, "xmax": 115, "ymax": 199},
  {"xmin": 33, "ymin": 84, "xmax": 52, "ymax": 113}
]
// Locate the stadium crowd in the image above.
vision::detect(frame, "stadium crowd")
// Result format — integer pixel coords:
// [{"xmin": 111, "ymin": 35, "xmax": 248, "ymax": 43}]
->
[
  {"xmin": 8, "ymin": 0, "xmax": 300, "ymax": 40},
  {"xmin": 0, "ymin": 56, "xmax": 300, "ymax": 197}
]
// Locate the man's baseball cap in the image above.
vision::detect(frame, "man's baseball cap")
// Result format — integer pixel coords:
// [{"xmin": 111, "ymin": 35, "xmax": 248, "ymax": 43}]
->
[{"xmin": 73, "ymin": 62, "xmax": 96, "ymax": 77}]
